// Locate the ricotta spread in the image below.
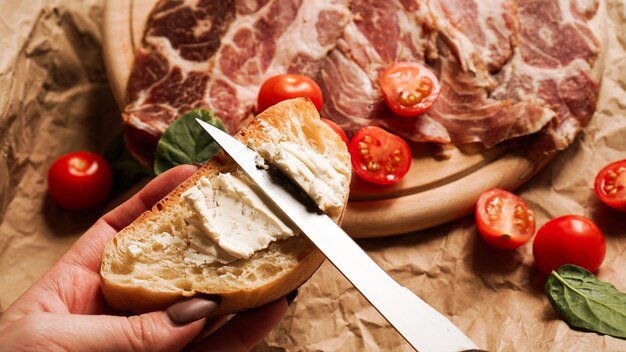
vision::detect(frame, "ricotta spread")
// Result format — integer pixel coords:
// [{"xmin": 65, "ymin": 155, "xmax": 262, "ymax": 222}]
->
[{"xmin": 181, "ymin": 138, "xmax": 349, "ymax": 265}]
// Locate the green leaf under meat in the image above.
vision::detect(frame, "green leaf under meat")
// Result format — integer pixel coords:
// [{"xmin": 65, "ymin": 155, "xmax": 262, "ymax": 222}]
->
[{"xmin": 153, "ymin": 109, "xmax": 226, "ymax": 175}]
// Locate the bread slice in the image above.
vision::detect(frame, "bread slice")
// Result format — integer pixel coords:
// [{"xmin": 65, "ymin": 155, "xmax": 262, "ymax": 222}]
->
[{"xmin": 100, "ymin": 98, "xmax": 351, "ymax": 316}]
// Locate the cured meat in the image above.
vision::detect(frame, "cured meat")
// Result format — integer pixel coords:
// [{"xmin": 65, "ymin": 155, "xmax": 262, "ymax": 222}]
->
[
  {"xmin": 493, "ymin": 0, "xmax": 600, "ymax": 150},
  {"xmin": 319, "ymin": 0, "xmax": 451, "ymax": 144},
  {"xmin": 124, "ymin": 0, "xmax": 350, "ymax": 165},
  {"xmin": 320, "ymin": 0, "xmax": 560, "ymax": 148},
  {"xmin": 429, "ymin": 0, "xmax": 516, "ymax": 75},
  {"xmin": 123, "ymin": 0, "xmax": 601, "ymax": 165}
]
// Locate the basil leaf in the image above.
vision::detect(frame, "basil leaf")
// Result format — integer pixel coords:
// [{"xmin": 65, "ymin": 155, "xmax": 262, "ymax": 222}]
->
[
  {"xmin": 545, "ymin": 264, "xmax": 626, "ymax": 339},
  {"xmin": 153, "ymin": 109, "xmax": 226, "ymax": 175}
]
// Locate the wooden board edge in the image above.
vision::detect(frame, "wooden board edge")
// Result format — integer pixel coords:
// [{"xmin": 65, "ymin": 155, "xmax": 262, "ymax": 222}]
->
[
  {"xmin": 343, "ymin": 152, "xmax": 555, "ymax": 238},
  {"xmin": 102, "ymin": 0, "xmax": 133, "ymax": 108}
]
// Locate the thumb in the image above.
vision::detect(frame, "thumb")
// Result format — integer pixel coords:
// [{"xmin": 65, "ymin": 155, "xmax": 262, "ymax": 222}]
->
[{"xmin": 7, "ymin": 299, "xmax": 217, "ymax": 352}]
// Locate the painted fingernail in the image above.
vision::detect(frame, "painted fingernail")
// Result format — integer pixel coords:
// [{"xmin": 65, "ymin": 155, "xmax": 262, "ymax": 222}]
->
[
  {"xmin": 286, "ymin": 289, "xmax": 299, "ymax": 305},
  {"xmin": 166, "ymin": 298, "xmax": 218, "ymax": 325}
]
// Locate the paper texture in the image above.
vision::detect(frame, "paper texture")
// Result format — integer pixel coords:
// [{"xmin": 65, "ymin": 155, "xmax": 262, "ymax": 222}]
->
[{"xmin": 0, "ymin": 1, "xmax": 625, "ymax": 351}]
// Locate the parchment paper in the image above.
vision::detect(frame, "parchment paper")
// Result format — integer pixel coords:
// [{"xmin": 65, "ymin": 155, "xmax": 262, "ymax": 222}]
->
[{"xmin": 0, "ymin": 1, "xmax": 625, "ymax": 351}]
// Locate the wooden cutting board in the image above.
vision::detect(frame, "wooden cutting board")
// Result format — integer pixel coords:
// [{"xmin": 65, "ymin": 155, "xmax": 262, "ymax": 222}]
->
[{"xmin": 102, "ymin": 0, "xmax": 555, "ymax": 238}]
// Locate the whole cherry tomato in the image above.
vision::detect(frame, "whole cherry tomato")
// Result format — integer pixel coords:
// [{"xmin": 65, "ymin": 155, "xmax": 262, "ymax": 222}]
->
[
  {"xmin": 379, "ymin": 62, "xmax": 441, "ymax": 117},
  {"xmin": 321, "ymin": 118, "xmax": 349, "ymax": 147},
  {"xmin": 48, "ymin": 151, "xmax": 113, "ymax": 210},
  {"xmin": 532, "ymin": 215, "xmax": 606, "ymax": 275},
  {"xmin": 348, "ymin": 126, "xmax": 411, "ymax": 185},
  {"xmin": 257, "ymin": 74, "xmax": 323, "ymax": 113},
  {"xmin": 475, "ymin": 189, "xmax": 536, "ymax": 250},
  {"xmin": 594, "ymin": 159, "xmax": 626, "ymax": 212}
]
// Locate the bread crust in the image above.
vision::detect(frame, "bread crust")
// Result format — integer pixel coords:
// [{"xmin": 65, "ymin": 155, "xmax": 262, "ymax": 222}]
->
[{"xmin": 100, "ymin": 98, "xmax": 350, "ymax": 315}]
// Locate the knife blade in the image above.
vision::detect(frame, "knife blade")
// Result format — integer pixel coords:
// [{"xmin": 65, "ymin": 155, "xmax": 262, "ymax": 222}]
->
[{"xmin": 196, "ymin": 118, "xmax": 479, "ymax": 352}]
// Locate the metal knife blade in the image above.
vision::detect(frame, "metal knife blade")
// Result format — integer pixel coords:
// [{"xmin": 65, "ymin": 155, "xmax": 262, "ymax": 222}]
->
[{"xmin": 196, "ymin": 118, "xmax": 479, "ymax": 352}]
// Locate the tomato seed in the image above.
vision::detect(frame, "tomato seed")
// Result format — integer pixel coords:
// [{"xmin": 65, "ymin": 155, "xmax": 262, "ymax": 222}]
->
[
  {"xmin": 399, "ymin": 90, "xmax": 423, "ymax": 106},
  {"xmin": 418, "ymin": 78, "xmax": 432, "ymax": 94},
  {"xmin": 367, "ymin": 161, "xmax": 380, "ymax": 171},
  {"xmin": 420, "ymin": 76, "xmax": 432, "ymax": 85}
]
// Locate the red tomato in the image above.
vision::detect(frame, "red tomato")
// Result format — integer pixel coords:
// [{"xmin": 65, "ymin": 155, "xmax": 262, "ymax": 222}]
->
[
  {"xmin": 532, "ymin": 215, "xmax": 606, "ymax": 275},
  {"xmin": 475, "ymin": 189, "xmax": 536, "ymax": 250},
  {"xmin": 48, "ymin": 151, "xmax": 113, "ymax": 210},
  {"xmin": 257, "ymin": 74, "xmax": 323, "ymax": 113},
  {"xmin": 348, "ymin": 126, "xmax": 411, "ymax": 185},
  {"xmin": 594, "ymin": 159, "xmax": 626, "ymax": 212},
  {"xmin": 379, "ymin": 62, "xmax": 441, "ymax": 117},
  {"xmin": 321, "ymin": 118, "xmax": 349, "ymax": 147}
]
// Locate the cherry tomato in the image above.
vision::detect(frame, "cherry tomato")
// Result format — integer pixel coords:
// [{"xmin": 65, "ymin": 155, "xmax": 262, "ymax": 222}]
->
[
  {"xmin": 379, "ymin": 62, "xmax": 441, "ymax": 117},
  {"xmin": 594, "ymin": 159, "xmax": 626, "ymax": 212},
  {"xmin": 475, "ymin": 189, "xmax": 536, "ymax": 250},
  {"xmin": 321, "ymin": 118, "xmax": 349, "ymax": 147},
  {"xmin": 257, "ymin": 74, "xmax": 323, "ymax": 113},
  {"xmin": 532, "ymin": 215, "xmax": 606, "ymax": 275},
  {"xmin": 48, "ymin": 151, "xmax": 113, "ymax": 210},
  {"xmin": 348, "ymin": 126, "xmax": 411, "ymax": 185}
]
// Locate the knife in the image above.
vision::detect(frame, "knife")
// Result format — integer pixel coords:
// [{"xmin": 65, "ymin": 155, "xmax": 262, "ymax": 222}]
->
[{"xmin": 196, "ymin": 118, "xmax": 479, "ymax": 352}]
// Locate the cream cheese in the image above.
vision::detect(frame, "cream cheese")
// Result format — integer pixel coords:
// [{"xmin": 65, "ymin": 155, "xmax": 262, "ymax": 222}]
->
[
  {"xmin": 181, "ymin": 138, "xmax": 348, "ymax": 265},
  {"xmin": 181, "ymin": 174, "xmax": 295, "ymax": 263},
  {"xmin": 258, "ymin": 141, "xmax": 349, "ymax": 213}
]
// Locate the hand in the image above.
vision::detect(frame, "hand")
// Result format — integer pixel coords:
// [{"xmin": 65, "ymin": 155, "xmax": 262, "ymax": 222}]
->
[{"xmin": 0, "ymin": 165, "xmax": 290, "ymax": 352}]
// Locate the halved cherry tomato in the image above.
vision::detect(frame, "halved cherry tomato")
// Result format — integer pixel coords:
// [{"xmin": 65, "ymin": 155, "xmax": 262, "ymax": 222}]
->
[
  {"xmin": 594, "ymin": 159, "xmax": 626, "ymax": 212},
  {"xmin": 321, "ymin": 118, "xmax": 349, "ymax": 147},
  {"xmin": 348, "ymin": 126, "xmax": 411, "ymax": 185},
  {"xmin": 379, "ymin": 62, "xmax": 441, "ymax": 117},
  {"xmin": 532, "ymin": 215, "xmax": 606, "ymax": 275},
  {"xmin": 257, "ymin": 74, "xmax": 323, "ymax": 113},
  {"xmin": 48, "ymin": 151, "xmax": 113, "ymax": 210},
  {"xmin": 475, "ymin": 189, "xmax": 536, "ymax": 250}
]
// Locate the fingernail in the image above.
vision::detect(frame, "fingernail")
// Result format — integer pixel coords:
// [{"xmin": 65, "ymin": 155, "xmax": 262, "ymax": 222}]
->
[
  {"xmin": 286, "ymin": 289, "xmax": 299, "ymax": 305},
  {"xmin": 190, "ymin": 162, "xmax": 203, "ymax": 167},
  {"xmin": 166, "ymin": 298, "xmax": 218, "ymax": 325}
]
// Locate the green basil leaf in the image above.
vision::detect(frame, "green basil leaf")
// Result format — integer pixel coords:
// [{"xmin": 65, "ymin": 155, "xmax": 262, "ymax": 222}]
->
[
  {"xmin": 545, "ymin": 264, "xmax": 626, "ymax": 339},
  {"xmin": 153, "ymin": 109, "xmax": 226, "ymax": 175}
]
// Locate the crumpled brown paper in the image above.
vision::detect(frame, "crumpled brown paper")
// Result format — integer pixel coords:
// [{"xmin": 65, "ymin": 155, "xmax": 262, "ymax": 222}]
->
[
  {"xmin": 0, "ymin": 0, "xmax": 120, "ymax": 310},
  {"xmin": 0, "ymin": 1, "xmax": 625, "ymax": 351}
]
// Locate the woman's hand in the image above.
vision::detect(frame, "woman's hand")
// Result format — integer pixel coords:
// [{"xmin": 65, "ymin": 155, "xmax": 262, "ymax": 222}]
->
[{"xmin": 0, "ymin": 165, "xmax": 290, "ymax": 351}]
